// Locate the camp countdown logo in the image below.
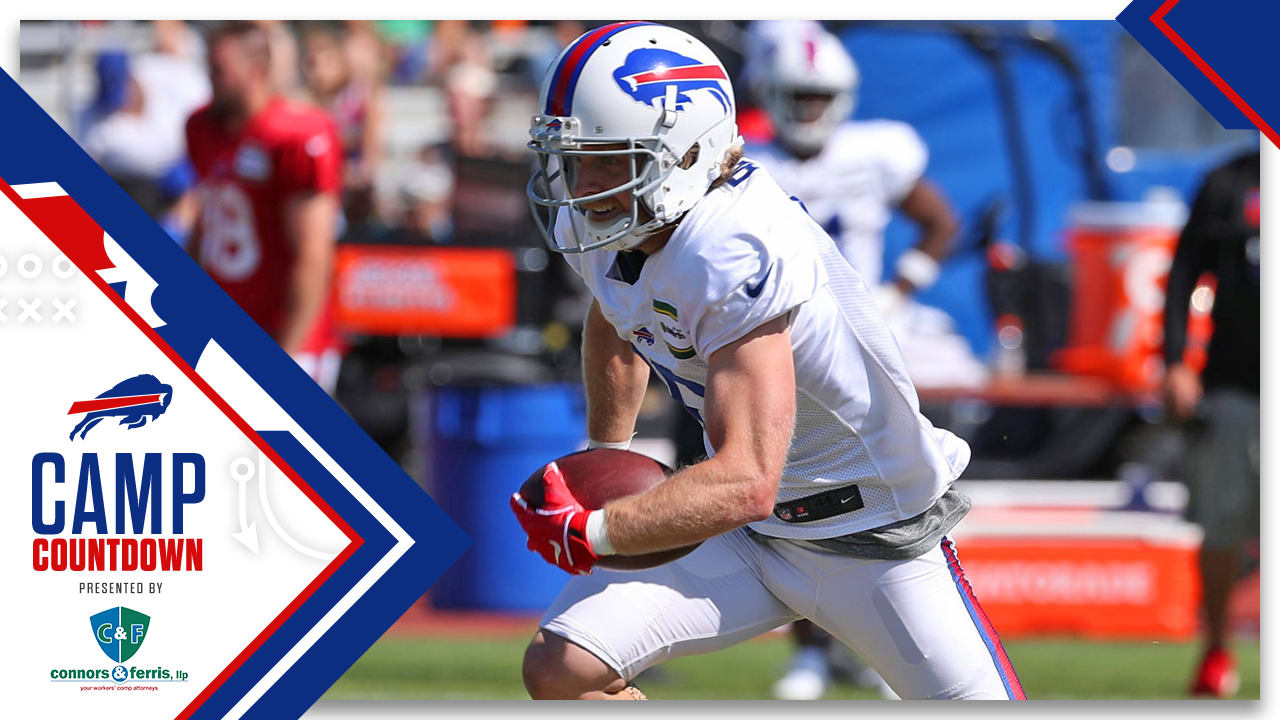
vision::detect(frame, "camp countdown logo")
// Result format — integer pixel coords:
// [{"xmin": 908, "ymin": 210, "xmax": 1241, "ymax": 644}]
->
[{"xmin": 48, "ymin": 606, "xmax": 188, "ymax": 691}]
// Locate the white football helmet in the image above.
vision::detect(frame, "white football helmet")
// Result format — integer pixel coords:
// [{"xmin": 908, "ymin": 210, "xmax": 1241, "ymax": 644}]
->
[
  {"xmin": 758, "ymin": 28, "xmax": 858, "ymax": 156},
  {"xmin": 527, "ymin": 22, "xmax": 741, "ymax": 253},
  {"xmin": 740, "ymin": 20, "xmax": 824, "ymax": 97}
]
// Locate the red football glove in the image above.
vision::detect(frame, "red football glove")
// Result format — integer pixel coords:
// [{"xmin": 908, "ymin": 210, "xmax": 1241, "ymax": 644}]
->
[{"xmin": 510, "ymin": 461, "xmax": 599, "ymax": 575}]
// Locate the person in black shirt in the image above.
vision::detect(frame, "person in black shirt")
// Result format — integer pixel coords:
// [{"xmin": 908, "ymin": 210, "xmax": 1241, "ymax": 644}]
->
[{"xmin": 1162, "ymin": 149, "xmax": 1259, "ymax": 698}]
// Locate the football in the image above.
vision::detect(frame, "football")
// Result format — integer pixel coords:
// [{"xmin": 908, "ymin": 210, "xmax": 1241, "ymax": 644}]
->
[{"xmin": 519, "ymin": 448, "xmax": 701, "ymax": 570}]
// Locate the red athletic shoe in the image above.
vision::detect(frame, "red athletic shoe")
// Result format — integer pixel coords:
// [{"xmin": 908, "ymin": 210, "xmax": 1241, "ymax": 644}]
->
[{"xmin": 1189, "ymin": 647, "xmax": 1239, "ymax": 698}]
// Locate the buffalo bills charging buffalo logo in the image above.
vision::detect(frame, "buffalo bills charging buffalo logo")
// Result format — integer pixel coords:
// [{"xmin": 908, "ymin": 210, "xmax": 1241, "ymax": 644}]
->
[
  {"xmin": 68, "ymin": 374, "xmax": 173, "ymax": 441},
  {"xmin": 613, "ymin": 49, "xmax": 730, "ymax": 113}
]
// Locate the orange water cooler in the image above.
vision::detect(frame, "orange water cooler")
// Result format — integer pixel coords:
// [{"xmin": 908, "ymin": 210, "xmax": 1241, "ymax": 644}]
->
[{"xmin": 1053, "ymin": 201, "xmax": 1214, "ymax": 392}]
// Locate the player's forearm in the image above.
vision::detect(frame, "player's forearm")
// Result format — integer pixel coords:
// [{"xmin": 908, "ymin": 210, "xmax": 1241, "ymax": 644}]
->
[
  {"xmin": 583, "ymin": 301, "xmax": 649, "ymax": 444},
  {"xmin": 1162, "ymin": 233, "xmax": 1205, "ymax": 366},
  {"xmin": 277, "ymin": 256, "xmax": 329, "ymax": 355},
  {"xmin": 895, "ymin": 180, "xmax": 957, "ymax": 293},
  {"xmin": 600, "ymin": 317, "xmax": 796, "ymax": 554},
  {"xmin": 166, "ymin": 190, "xmax": 201, "ymax": 240},
  {"xmin": 603, "ymin": 452, "xmax": 779, "ymax": 554},
  {"xmin": 278, "ymin": 194, "xmax": 338, "ymax": 355},
  {"xmin": 901, "ymin": 179, "xmax": 957, "ymax": 262},
  {"xmin": 914, "ymin": 213, "xmax": 956, "ymax": 264}
]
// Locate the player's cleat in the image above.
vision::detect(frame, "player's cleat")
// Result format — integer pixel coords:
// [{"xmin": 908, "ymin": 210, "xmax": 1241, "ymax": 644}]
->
[
  {"xmin": 1189, "ymin": 647, "xmax": 1239, "ymax": 698},
  {"xmin": 772, "ymin": 647, "xmax": 831, "ymax": 700}
]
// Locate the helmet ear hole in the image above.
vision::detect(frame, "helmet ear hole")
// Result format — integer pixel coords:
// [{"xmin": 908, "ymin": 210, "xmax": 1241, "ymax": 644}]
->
[{"xmin": 678, "ymin": 144, "xmax": 700, "ymax": 170}]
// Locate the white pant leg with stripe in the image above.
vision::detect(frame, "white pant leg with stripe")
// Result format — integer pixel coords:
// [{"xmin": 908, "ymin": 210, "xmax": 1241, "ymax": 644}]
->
[{"xmin": 540, "ymin": 528, "xmax": 1023, "ymax": 699}]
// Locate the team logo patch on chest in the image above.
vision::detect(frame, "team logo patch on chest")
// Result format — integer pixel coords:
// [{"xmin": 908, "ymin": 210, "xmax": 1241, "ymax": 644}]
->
[
  {"xmin": 633, "ymin": 327, "xmax": 655, "ymax": 346},
  {"xmin": 233, "ymin": 143, "xmax": 271, "ymax": 182},
  {"xmin": 653, "ymin": 299, "xmax": 695, "ymax": 359}
]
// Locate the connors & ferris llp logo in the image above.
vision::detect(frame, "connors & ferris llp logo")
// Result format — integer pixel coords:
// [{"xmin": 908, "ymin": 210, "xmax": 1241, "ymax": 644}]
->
[
  {"xmin": 91, "ymin": 606, "xmax": 150, "ymax": 663},
  {"xmin": 48, "ymin": 605, "xmax": 188, "ymax": 686}
]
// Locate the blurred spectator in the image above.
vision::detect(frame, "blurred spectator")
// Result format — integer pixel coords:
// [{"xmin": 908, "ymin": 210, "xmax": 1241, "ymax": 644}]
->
[
  {"xmin": 342, "ymin": 21, "xmax": 387, "ymax": 86},
  {"xmin": 1162, "ymin": 149, "xmax": 1259, "ymax": 699},
  {"xmin": 254, "ymin": 20, "xmax": 302, "ymax": 98},
  {"xmin": 442, "ymin": 31, "xmax": 497, "ymax": 158},
  {"xmin": 185, "ymin": 21, "xmax": 345, "ymax": 392},
  {"xmin": 374, "ymin": 20, "xmax": 433, "ymax": 85},
  {"xmin": 526, "ymin": 21, "xmax": 586, "ymax": 88},
  {"xmin": 135, "ymin": 21, "xmax": 211, "ymax": 131},
  {"xmin": 347, "ymin": 144, "xmax": 454, "ymax": 246},
  {"xmin": 427, "ymin": 20, "xmax": 473, "ymax": 81},
  {"xmin": 152, "ymin": 19, "xmax": 205, "ymax": 63},
  {"xmin": 397, "ymin": 152, "xmax": 455, "ymax": 241},
  {"xmin": 302, "ymin": 25, "xmax": 386, "ymax": 230},
  {"xmin": 79, "ymin": 24, "xmax": 211, "ymax": 222},
  {"xmin": 78, "ymin": 51, "xmax": 132, "ymax": 138},
  {"xmin": 79, "ymin": 52, "xmax": 155, "ymax": 178}
]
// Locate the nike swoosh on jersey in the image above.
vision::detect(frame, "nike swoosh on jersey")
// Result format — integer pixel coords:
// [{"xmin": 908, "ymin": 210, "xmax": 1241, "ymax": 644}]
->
[
  {"xmin": 550, "ymin": 540, "xmax": 563, "ymax": 565},
  {"xmin": 744, "ymin": 265, "xmax": 773, "ymax": 298}
]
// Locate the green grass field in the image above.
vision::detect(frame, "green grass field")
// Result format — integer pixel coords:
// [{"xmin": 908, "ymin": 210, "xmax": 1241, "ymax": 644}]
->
[{"xmin": 324, "ymin": 633, "xmax": 1260, "ymax": 700}]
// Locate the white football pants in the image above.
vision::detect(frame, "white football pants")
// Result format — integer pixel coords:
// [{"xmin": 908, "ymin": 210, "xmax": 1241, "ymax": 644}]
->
[{"xmin": 540, "ymin": 527, "xmax": 1025, "ymax": 699}]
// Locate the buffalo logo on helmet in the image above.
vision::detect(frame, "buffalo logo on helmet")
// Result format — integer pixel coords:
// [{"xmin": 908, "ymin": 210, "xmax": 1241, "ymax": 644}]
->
[
  {"xmin": 613, "ymin": 49, "xmax": 730, "ymax": 114},
  {"xmin": 68, "ymin": 374, "xmax": 173, "ymax": 441}
]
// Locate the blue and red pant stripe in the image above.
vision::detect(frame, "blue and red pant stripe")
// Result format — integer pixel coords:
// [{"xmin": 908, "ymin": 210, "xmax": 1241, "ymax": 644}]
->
[{"xmin": 941, "ymin": 536, "xmax": 1027, "ymax": 700}]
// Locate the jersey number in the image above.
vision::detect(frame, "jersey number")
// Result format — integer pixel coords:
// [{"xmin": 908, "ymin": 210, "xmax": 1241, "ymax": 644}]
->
[
  {"xmin": 725, "ymin": 160, "xmax": 759, "ymax": 188},
  {"xmin": 199, "ymin": 183, "xmax": 260, "ymax": 282},
  {"xmin": 646, "ymin": 356, "xmax": 706, "ymax": 427}
]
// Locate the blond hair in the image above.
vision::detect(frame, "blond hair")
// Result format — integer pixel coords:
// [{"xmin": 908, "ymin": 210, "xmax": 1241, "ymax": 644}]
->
[{"xmin": 709, "ymin": 145, "xmax": 745, "ymax": 189}]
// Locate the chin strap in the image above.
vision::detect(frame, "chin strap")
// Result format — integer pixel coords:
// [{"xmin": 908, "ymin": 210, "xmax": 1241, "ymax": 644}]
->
[{"xmin": 602, "ymin": 217, "xmax": 668, "ymax": 252}]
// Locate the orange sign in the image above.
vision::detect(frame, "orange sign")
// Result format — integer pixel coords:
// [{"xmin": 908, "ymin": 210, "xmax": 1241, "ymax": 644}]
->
[
  {"xmin": 333, "ymin": 245, "xmax": 515, "ymax": 337},
  {"xmin": 956, "ymin": 536, "xmax": 1200, "ymax": 639}
]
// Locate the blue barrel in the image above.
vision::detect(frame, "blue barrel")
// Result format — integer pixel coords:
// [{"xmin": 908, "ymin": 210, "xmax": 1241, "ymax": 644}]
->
[{"xmin": 428, "ymin": 383, "xmax": 585, "ymax": 610}]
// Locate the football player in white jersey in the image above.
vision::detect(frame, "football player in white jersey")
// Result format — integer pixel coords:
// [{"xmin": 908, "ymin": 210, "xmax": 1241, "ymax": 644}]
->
[
  {"xmin": 511, "ymin": 22, "xmax": 1023, "ymax": 701},
  {"xmin": 749, "ymin": 24, "xmax": 986, "ymax": 390},
  {"xmin": 745, "ymin": 24, "xmax": 966, "ymax": 699},
  {"xmin": 748, "ymin": 24, "xmax": 955, "ymax": 310}
]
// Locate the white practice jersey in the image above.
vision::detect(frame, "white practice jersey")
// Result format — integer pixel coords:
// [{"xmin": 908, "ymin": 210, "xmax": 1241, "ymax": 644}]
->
[
  {"xmin": 749, "ymin": 120, "xmax": 927, "ymax": 285},
  {"xmin": 557, "ymin": 160, "xmax": 970, "ymax": 540}
]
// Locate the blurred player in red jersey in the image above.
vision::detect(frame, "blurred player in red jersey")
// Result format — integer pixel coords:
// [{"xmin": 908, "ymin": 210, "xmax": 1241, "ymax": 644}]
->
[{"xmin": 186, "ymin": 21, "xmax": 345, "ymax": 392}]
